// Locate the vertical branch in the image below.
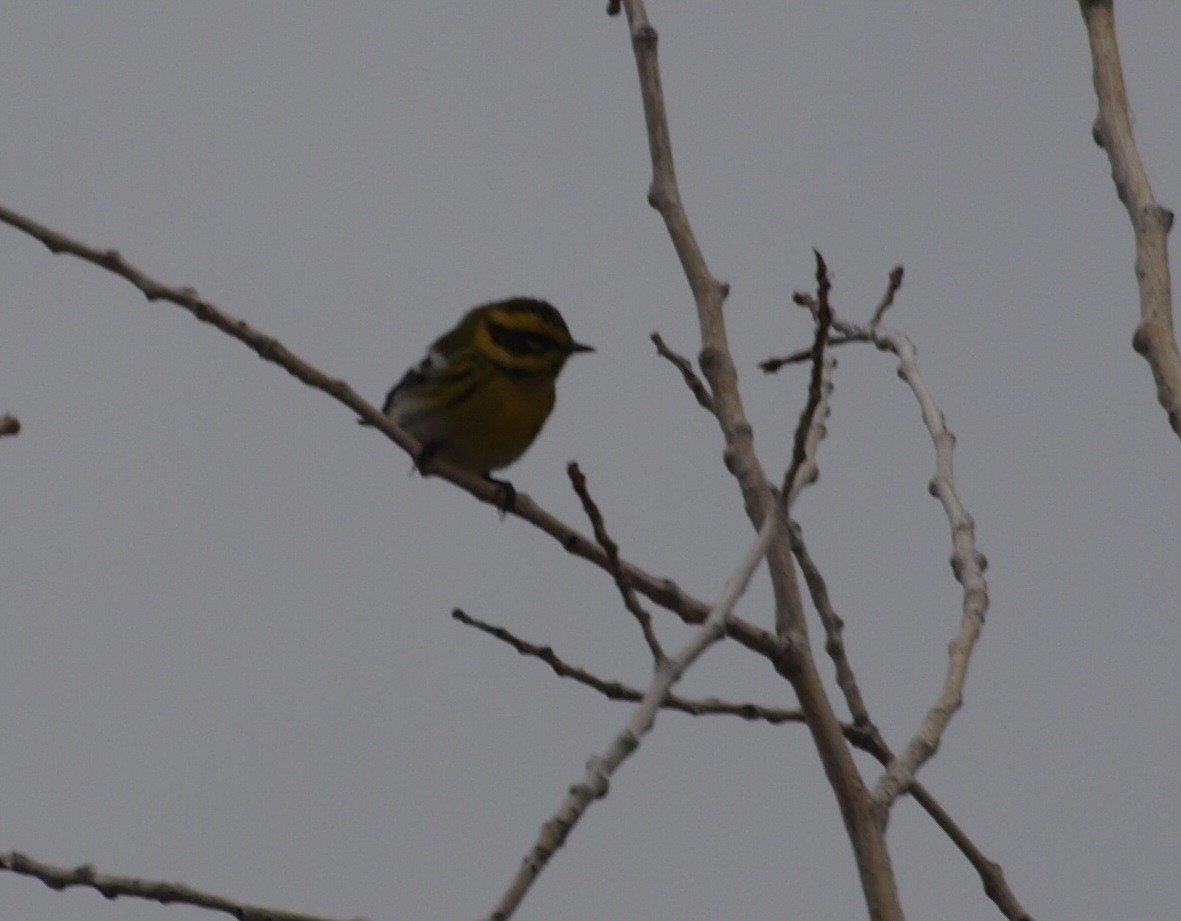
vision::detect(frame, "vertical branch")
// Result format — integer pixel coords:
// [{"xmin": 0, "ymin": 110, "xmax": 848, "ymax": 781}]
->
[
  {"xmin": 1078, "ymin": 0, "xmax": 1180, "ymax": 438},
  {"xmin": 614, "ymin": 4, "xmax": 902, "ymax": 919}
]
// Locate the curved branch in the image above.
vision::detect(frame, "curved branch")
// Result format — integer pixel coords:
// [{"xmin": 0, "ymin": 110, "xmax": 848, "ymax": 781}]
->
[{"xmin": 826, "ymin": 316, "xmax": 989, "ymax": 808}]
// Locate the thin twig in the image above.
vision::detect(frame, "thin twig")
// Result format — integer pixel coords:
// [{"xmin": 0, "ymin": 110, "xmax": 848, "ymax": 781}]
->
[
  {"xmin": 759, "ymin": 335, "xmax": 858, "ymax": 373},
  {"xmin": 453, "ymin": 608, "xmax": 797, "ymax": 725},
  {"xmin": 870, "ymin": 266, "xmax": 905, "ymax": 328},
  {"xmin": 651, "ymin": 332, "xmax": 716, "ymax": 414},
  {"xmin": 904, "ymin": 783, "xmax": 1035, "ymax": 921},
  {"xmin": 0, "ymin": 852, "xmax": 362, "ymax": 921},
  {"xmin": 567, "ymin": 462, "xmax": 665, "ymax": 663},
  {"xmin": 780, "ymin": 250, "xmax": 834, "ymax": 505},
  {"xmin": 1078, "ymin": 0, "xmax": 1180, "ymax": 439},
  {"xmin": 788, "ymin": 520, "xmax": 871, "ymax": 729},
  {"xmin": 483, "ymin": 512, "xmax": 780, "ymax": 921}
]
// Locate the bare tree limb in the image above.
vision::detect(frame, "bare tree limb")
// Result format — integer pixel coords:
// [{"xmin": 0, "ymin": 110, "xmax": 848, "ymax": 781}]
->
[
  {"xmin": 788, "ymin": 520, "xmax": 872, "ymax": 730},
  {"xmin": 819, "ymin": 314, "xmax": 988, "ymax": 808},
  {"xmin": 650, "ymin": 331, "xmax": 716, "ymax": 414},
  {"xmin": 1078, "ymin": 0, "xmax": 1180, "ymax": 438},
  {"xmin": 567, "ymin": 462, "xmax": 665, "ymax": 663},
  {"xmin": 790, "ymin": 521, "xmax": 1030, "ymax": 920},
  {"xmin": 453, "ymin": 607, "xmax": 800, "ymax": 725},
  {"xmin": 780, "ymin": 251, "xmax": 835, "ymax": 505},
  {"xmin": 483, "ymin": 511, "xmax": 780, "ymax": 921},
  {"xmin": 614, "ymin": 4, "xmax": 901, "ymax": 917},
  {"xmin": 0, "ymin": 851, "xmax": 363, "ymax": 921}
]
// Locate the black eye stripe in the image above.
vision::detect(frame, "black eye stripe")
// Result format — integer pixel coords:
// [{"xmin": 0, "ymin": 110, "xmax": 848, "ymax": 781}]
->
[{"xmin": 488, "ymin": 323, "xmax": 559, "ymax": 355}]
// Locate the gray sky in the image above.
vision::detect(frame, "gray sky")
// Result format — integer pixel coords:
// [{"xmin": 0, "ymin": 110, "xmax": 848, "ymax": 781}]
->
[{"xmin": 3, "ymin": 4, "xmax": 1180, "ymax": 920}]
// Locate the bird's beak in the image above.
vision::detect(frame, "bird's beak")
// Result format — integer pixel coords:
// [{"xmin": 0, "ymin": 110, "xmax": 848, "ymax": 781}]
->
[{"xmin": 568, "ymin": 341, "xmax": 595, "ymax": 354}]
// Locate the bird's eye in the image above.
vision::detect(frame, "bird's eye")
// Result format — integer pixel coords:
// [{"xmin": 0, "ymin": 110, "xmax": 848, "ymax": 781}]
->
[{"xmin": 489, "ymin": 323, "xmax": 554, "ymax": 356}]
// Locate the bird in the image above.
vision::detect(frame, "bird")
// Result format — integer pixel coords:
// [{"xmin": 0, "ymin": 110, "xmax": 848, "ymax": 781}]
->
[{"xmin": 381, "ymin": 297, "xmax": 592, "ymax": 492}]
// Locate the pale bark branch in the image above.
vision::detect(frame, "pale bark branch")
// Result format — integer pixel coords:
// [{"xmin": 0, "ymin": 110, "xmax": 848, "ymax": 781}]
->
[
  {"xmin": 1078, "ymin": 0, "xmax": 1180, "ymax": 438},
  {"xmin": 482, "ymin": 513, "xmax": 779, "ymax": 921},
  {"xmin": 614, "ymin": 3, "xmax": 901, "ymax": 917},
  {"xmin": 816, "ymin": 313, "xmax": 989, "ymax": 808}
]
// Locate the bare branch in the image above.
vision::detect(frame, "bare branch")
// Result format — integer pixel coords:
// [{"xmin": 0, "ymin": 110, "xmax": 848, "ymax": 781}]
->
[
  {"xmin": 0, "ymin": 851, "xmax": 362, "ymax": 921},
  {"xmin": 759, "ymin": 335, "xmax": 858, "ymax": 373},
  {"xmin": 903, "ymin": 784, "xmax": 1035, "ymax": 921},
  {"xmin": 788, "ymin": 520, "xmax": 872, "ymax": 729},
  {"xmin": 484, "ymin": 512, "xmax": 779, "ymax": 921},
  {"xmin": 781, "ymin": 250, "xmax": 835, "ymax": 505},
  {"xmin": 453, "ymin": 608, "xmax": 800, "ymax": 725},
  {"xmin": 615, "ymin": 4, "xmax": 899, "ymax": 915},
  {"xmin": 0, "ymin": 413, "xmax": 20, "ymax": 437},
  {"xmin": 821, "ymin": 314, "xmax": 988, "ymax": 808},
  {"xmin": 651, "ymin": 331, "xmax": 716, "ymax": 414},
  {"xmin": 567, "ymin": 462, "xmax": 665, "ymax": 663},
  {"xmin": 1078, "ymin": 0, "xmax": 1180, "ymax": 438},
  {"xmin": 870, "ymin": 266, "xmax": 905, "ymax": 328}
]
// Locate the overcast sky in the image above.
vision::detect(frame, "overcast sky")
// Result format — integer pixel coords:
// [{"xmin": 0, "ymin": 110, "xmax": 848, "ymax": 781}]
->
[{"xmin": 3, "ymin": 4, "xmax": 1180, "ymax": 920}]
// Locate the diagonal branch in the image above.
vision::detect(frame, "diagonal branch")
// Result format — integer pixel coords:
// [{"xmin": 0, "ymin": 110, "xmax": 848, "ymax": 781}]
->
[
  {"xmin": 0, "ymin": 851, "xmax": 360, "ymax": 921},
  {"xmin": 651, "ymin": 332, "xmax": 716, "ymax": 415},
  {"xmin": 453, "ymin": 607, "xmax": 799, "ymax": 725},
  {"xmin": 483, "ymin": 511, "xmax": 780, "ymax": 921},
  {"xmin": 1078, "ymin": 0, "xmax": 1179, "ymax": 438},
  {"xmin": 567, "ymin": 462, "xmax": 665, "ymax": 663}
]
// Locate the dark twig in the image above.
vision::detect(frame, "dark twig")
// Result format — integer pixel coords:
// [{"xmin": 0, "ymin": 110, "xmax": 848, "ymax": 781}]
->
[
  {"xmin": 780, "ymin": 250, "xmax": 834, "ymax": 504},
  {"xmin": 453, "ymin": 608, "xmax": 798, "ymax": 725},
  {"xmin": 788, "ymin": 520, "xmax": 872, "ymax": 729},
  {"xmin": 759, "ymin": 335, "xmax": 858, "ymax": 374},
  {"xmin": 0, "ymin": 413, "xmax": 20, "ymax": 437},
  {"xmin": 651, "ymin": 332, "xmax": 716, "ymax": 414},
  {"xmin": 567, "ymin": 462, "xmax": 665, "ymax": 663},
  {"xmin": 870, "ymin": 266, "xmax": 905, "ymax": 327},
  {"xmin": 0, "ymin": 852, "xmax": 358, "ymax": 921}
]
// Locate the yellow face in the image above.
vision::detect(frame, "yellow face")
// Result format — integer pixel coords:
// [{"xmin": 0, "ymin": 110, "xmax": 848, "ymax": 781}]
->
[{"xmin": 450, "ymin": 298, "xmax": 593, "ymax": 381}]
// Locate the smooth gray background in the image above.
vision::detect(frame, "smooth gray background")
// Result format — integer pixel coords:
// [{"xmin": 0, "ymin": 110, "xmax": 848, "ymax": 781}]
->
[{"xmin": 3, "ymin": 4, "xmax": 1179, "ymax": 920}]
